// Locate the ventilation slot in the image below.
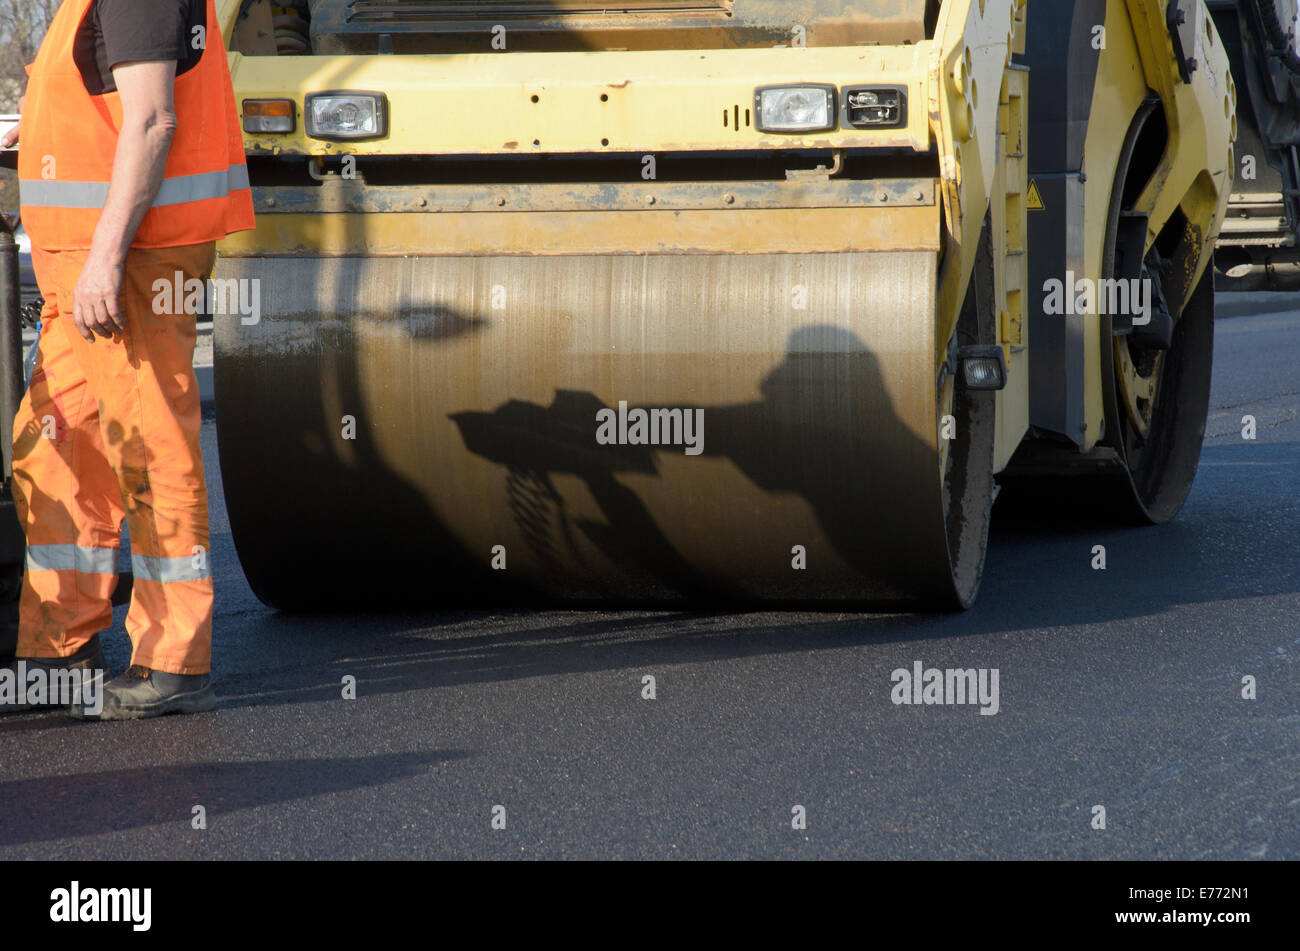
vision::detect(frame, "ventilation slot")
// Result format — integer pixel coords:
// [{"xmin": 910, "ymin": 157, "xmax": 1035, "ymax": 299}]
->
[{"xmin": 722, "ymin": 104, "xmax": 750, "ymax": 131}]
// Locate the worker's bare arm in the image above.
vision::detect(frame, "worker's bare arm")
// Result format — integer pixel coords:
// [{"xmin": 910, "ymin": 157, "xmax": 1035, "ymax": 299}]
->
[{"xmin": 73, "ymin": 60, "xmax": 178, "ymax": 342}]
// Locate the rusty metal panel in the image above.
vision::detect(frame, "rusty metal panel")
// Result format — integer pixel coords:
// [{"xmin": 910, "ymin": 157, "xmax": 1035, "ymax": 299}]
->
[
  {"xmin": 219, "ymin": 203, "xmax": 942, "ymax": 255},
  {"xmin": 307, "ymin": 0, "xmax": 933, "ymax": 53},
  {"xmin": 246, "ymin": 177, "xmax": 938, "ymax": 215}
]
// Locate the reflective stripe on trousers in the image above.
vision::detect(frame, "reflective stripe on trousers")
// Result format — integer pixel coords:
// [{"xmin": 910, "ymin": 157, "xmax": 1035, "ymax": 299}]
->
[
  {"xmin": 23, "ymin": 547, "xmax": 213, "ymax": 584},
  {"xmin": 131, "ymin": 553, "xmax": 211, "ymax": 584},
  {"xmin": 25, "ymin": 543, "xmax": 118, "ymax": 575}
]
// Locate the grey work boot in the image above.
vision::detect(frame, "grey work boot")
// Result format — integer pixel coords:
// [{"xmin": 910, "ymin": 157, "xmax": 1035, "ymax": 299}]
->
[
  {"xmin": 0, "ymin": 635, "xmax": 109, "ymax": 714},
  {"xmin": 74, "ymin": 664, "xmax": 216, "ymax": 720}
]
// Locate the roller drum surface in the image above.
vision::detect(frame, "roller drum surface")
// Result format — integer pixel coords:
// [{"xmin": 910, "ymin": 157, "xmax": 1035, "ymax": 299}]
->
[{"xmin": 214, "ymin": 251, "xmax": 964, "ymax": 607}]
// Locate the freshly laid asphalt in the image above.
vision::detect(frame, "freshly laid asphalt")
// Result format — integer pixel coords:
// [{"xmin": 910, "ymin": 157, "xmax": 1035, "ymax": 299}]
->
[{"xmin": 0, "ymin": 302, "xmax": 1295, "ymax": 859}]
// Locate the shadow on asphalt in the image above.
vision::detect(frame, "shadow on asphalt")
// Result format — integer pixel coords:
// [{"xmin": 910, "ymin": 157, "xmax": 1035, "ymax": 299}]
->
[{"xmin": 0, "ymin": 752, "xmax": 469, "ymax": 847}]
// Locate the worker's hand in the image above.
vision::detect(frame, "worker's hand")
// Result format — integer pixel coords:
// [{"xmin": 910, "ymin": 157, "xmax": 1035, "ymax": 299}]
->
[
  {"xmin": 1, "ymin": 97, "xmax": 22, "ymax": 148},
  {"xmin": 72, "ymin": 253, "xmax": 126, "ymax": 342}
]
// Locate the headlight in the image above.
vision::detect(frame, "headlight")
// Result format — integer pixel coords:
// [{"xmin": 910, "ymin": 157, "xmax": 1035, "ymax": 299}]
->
[
  {"xmin": 841, "ymin": 86, "xmax": 906, "ymax": 129},
  {"xmin": 304, "ymin": 92, "xmax": 388, "ymax": 141},
  {"xmin": 753, "ymin": 85, "xmax": 836, "ymax": 133},
  {"xmin": 959, "ymin": 345, "xmax": 1008, "ymax": 391}
]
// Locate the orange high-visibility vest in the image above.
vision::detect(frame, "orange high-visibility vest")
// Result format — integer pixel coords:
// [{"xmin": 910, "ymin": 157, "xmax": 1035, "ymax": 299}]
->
[{"xmin": 18, "ymin": 0, "xmax": 254, "ymax": 251}]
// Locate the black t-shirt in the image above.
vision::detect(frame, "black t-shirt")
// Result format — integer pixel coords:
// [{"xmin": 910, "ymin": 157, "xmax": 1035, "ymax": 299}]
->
[{"xmin": 72, "ymin": 0, "xmax": 206, "ymax": 96}]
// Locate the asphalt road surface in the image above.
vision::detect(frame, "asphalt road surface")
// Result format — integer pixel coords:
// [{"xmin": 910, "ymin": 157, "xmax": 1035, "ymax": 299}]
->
[{"xmin": 1, "ymin": 301, "xmax": 1296, "ymax": 860}]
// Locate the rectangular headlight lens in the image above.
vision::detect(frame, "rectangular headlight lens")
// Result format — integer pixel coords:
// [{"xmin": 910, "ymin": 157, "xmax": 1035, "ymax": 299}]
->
[
  {"xmin": 842, "ymin": 86, "xmax": 906, "ymax": 129},
  {"xmin": 754, "ymin": 85, "xmax": 836, "ymax": 133},
  {"xmin": 305, "ymin": 92, "xmax": 387, "ymax": 140},
  {"xmin": 242, "ymin": 99, "xmax": 295, "ymax": 134}
]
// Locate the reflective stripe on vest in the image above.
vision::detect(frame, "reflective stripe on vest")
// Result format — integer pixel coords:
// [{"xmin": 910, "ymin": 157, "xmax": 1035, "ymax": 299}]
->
[{"xmin": 19, "ymin": 164, "xmax": 251, "ymax": 210}]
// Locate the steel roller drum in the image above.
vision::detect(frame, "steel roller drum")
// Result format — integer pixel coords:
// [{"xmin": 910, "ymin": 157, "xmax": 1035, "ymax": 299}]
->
[{"xmin": 213, "ymin": 250, "xmax": 962, "ymax": 608}]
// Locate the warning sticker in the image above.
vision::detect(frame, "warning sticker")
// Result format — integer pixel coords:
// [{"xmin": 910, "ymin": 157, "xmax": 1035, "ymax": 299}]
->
[{"xmin": 1026, "ymin": 179, "xmax": 1046, "ymax": 211}]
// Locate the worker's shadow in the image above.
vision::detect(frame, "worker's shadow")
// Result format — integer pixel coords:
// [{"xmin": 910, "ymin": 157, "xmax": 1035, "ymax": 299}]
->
[
  {"xmin": 0, "ymin": 750, "xmax": 469, "ymax": 848},
  {"xmin": 451, "ymin": 326, "xmax": 932, "ymax": 603},
  {"xmin": 451, "ymin": 390, "xmax": 726, "ymax": 599}
]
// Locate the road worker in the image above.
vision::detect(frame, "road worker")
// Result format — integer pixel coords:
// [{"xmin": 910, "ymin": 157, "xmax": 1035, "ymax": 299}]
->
[{"xmin": 0, "ymin": 0, "xmax": 253, "ymax": 717}]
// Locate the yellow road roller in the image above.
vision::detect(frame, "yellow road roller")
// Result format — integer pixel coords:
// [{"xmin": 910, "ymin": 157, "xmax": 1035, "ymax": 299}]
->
[{"xmin": 212, "ymin": 0, "xmax": 1235, "ymax": 609}]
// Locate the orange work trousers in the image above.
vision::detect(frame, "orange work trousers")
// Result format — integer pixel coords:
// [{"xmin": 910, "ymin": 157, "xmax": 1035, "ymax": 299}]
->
[{"xmin": 11, "ymin": 242, "xmax": 215, "ymax": 675}]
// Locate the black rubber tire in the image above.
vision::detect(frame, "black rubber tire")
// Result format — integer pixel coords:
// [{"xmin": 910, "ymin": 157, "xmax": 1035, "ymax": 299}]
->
[{"xmin": 1105, "ymin": 265, "xmax": 1215, "ymax": 524}]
